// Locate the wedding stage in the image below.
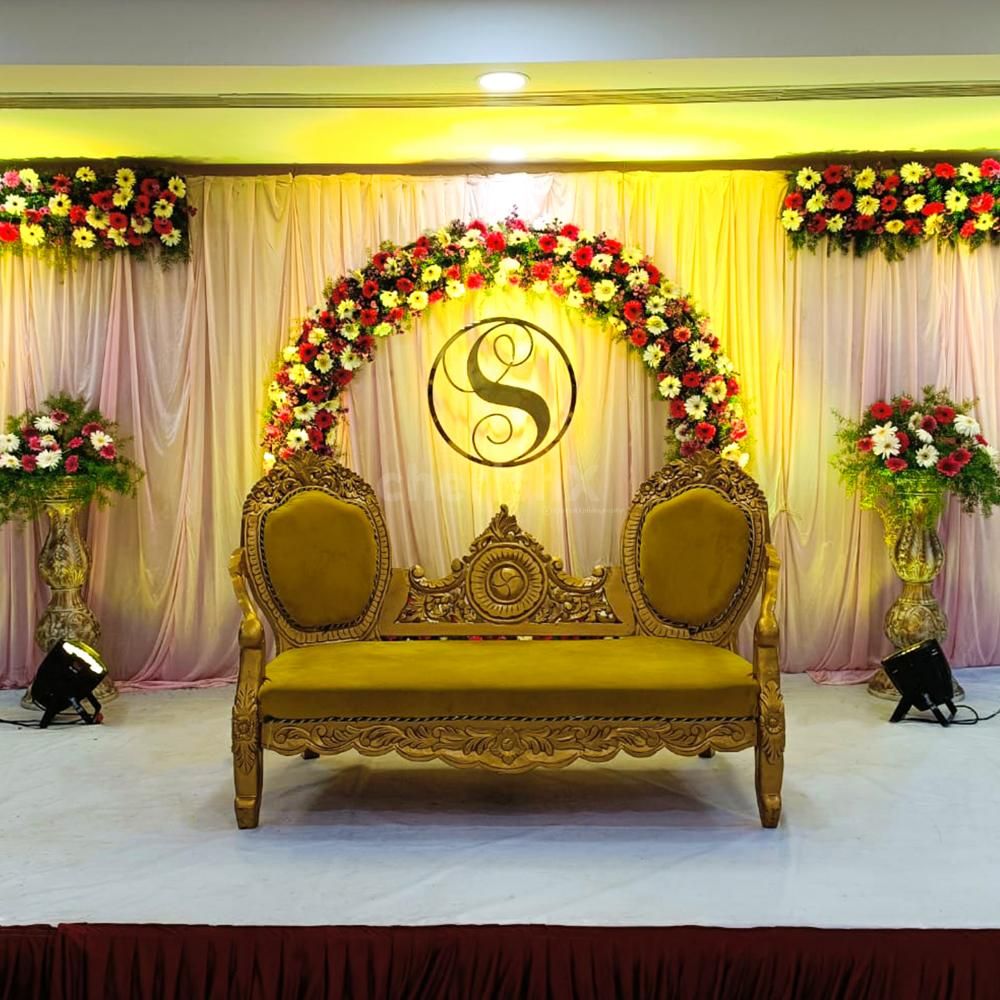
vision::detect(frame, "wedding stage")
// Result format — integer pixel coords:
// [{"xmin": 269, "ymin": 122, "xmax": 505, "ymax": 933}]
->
[{"xmin": 3, "ymin": 670, "xmax": 1000, "ymax": 997}]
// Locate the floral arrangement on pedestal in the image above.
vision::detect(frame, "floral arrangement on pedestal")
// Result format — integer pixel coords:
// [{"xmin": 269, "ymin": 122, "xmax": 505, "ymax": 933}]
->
[
  {"xmin": 264, "ymin": 215, "xmax": 748, "ymax": 467},
  {"xmin": 833, "ymin": 387, "xmax": 1000, "ymax": 697},
  {"xmin": 0, "ymin": 394, "xmax": 144, "ymax": 523},
  {"xmin": 781, "ymin": 158, "xmax": 1000, "ymax": 260},
  {"xmin": 833, "ymin": 388, "xmax": 1000, "ymax": 517},
  {"xmin": 0, "ymin": 165, "xmax": 192, "ymax": 265}
]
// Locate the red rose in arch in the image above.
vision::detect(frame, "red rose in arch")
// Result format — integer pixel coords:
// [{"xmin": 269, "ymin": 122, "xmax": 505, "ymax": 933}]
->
[{"xmin": 264, "ymin": 216, "xmax": 747, "ymax": 467}]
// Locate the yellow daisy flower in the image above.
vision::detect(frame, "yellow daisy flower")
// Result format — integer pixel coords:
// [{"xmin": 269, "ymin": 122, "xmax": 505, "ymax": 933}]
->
[
  {"xmin": 795, "ymin": 167, "xmax": 821, "ymax": 190},
  {"xmin": 85, "ymin": 206, "xmax": 109, "ymax": 229},
  {"xmin": 945, "ymin": 189, "xmax": 969, "ymax": 213},
  {"xmin": 131, "ymin": 216, "xmax": 153, "ymax": 234},
  {"xmin": 153, "ymin": 199, "xmax": 174, "ymax": 219},
  {"xmin": 112, "ymin": 188, "xmax": 133, "ymax": 208},
  {"xmin": 167, "ymin": 176, "xmax": 187, "ymax": 199},
  {"xmin": 781, "ymin": 209, "xmax": 804, "ymax": 231},
  {"xmin": 19, "ymin": 223, "xmax": 45, "ymax": 246},
  {"xmin": 884, "ymin": 220, "xmax": 905, "ymax": 234},
  {"xmin": 827, "ymin": 214, "xmax": 846, "ymax": 232},
  {"xmin": 48, "ymin": 193, "xmax": 72, "ymax": 217},
  {"xmin": 904, "ymin": 194, "xmax": 926, "ymax": 213},
  {"xmin": 75, "ymin": 166, "xmax": 97, "ymax": 183},
  {"xmin": 160, "ymin": 229, "xmax": 182, "ymax": 247},
  {"xmin": 72, "ymin": 227, "xmax": 96, "ymax": 249},
  {"xmin": 854, "ymin": 167, "xmax": 876, "ymax": 190},
  {"xmin": 958, "ymin": 162, "xmax": 981, "ymax": 182},
  {"xmin": 805, "ymin": 191, "xmax": 827, "ymax": 213},
  {"xmin": 115, "ymin": 168, "xmax": 137, "ymax": 188},
  {"xmin": 856, "ymin": 195, "xmax": 880, "ymax": 216},
  {"xmin": 900, "ymin": 162, "xmax": 927, "ymax": 184},
  {"xmin": 974, "ymin": 213, "xmax": 995, "ymax": 232}
]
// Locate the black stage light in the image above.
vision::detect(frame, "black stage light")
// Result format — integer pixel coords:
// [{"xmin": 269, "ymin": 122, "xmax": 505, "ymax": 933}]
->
[
  {"xmin": 881, "ymin": 639, "xmax": 957, "ymax": 727},
  {"xmin": 29, "ymin": 640, "xmax": 107, "ymax": 729}
]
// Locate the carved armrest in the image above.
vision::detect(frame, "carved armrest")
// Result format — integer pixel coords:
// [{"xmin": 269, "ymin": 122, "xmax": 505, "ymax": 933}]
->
[
  {"xmin": 753, "ymin": 542, "xmax": 780, "ymax": 685},
  {"xmin": 229, "ymin": 547, "xmax": 265, "ymax": 694}
]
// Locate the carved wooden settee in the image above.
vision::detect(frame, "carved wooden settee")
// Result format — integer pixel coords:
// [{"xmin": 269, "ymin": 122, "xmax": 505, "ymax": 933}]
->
[{"xmin": 230, "ymin": 451, "xmax": 784, "ymax": 829}]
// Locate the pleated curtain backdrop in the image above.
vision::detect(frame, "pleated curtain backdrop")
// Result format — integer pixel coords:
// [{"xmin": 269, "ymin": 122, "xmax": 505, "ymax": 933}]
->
[{"xmin": 1, "ymin": 170, "xmax": 999, "ymax": 688}]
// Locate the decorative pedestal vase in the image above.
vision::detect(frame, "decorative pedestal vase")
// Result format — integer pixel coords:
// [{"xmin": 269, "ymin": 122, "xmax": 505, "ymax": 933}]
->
[
  {"xmin": 868, "ymin": 487, "xmax": 963, "ymax": 700},
  {"xmin": 21, "ymin": 481, "xmax": 117, "ymax": 709}
]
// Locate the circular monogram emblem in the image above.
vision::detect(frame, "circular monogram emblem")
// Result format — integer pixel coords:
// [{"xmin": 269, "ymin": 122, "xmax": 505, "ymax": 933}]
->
[{"xmin": 427, "ymin": 316, "xmax": 577, "ymax": 467}]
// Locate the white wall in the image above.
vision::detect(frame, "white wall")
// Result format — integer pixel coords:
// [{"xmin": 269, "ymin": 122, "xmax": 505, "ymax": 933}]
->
[{"xmin": 2, "ymin": 0, "xmax": 999, "ymax": 65}]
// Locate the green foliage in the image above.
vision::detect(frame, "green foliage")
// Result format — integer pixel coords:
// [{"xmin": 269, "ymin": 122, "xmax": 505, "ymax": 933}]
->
[{"xmin": 0, "ymin": 394, "xmax": 144, "ymax": 523}]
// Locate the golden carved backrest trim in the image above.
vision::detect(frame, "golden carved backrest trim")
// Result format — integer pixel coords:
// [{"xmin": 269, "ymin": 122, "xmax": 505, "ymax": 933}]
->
[
  {"xmin": 621, "ymin": 452, "xmax": 770, "ymax": 644},
  {"xmin": 241, "ymin": 454, "xmax": 392, "ymax": 651},
  {"xmin": 378, "ymin": 506, "xmax": 635, "ymax": 637}
]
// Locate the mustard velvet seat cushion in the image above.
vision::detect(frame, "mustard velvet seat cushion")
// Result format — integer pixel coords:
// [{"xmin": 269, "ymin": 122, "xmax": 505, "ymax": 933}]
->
[
  {"xmin": 259, "ymin": 637, "xmax": 757, "ymax": 721},
  {"xmin": 261, "ymin": 490, "xmax": 377, "ymax": 627},
  {"xmin": 639, "ymin": 487, "xmax": 750, "ymax": 626}
]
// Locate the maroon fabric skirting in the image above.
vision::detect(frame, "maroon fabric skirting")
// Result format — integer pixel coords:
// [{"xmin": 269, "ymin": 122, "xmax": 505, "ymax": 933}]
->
[{"xmin": 3, "ymin": 924, "xmax": 1000, "ymax": 1000}]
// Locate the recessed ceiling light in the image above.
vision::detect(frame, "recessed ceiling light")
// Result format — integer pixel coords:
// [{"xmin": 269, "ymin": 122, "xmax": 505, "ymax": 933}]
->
[{"xmin": 477, "ymin": 71, "xmax": 529, "ymax": 93}]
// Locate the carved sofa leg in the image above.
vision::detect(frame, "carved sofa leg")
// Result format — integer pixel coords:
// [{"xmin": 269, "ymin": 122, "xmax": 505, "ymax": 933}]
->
[
  {"xmin": 302, "ymin": 748, "xmax": 319, "ymax": 760},
  {"xmin": 698, "ymin": 747, "xmax": 715, "ymax": 759},
  {"xmin": 233, "ymin": 737, "xmax": 262, "ymax": 829},
  {"xmin": 755, "ymin": 679, "xmax": 785, "ymax": 829}
]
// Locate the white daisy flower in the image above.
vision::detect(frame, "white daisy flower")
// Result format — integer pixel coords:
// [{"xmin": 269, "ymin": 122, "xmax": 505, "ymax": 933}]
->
[
  {"xmin": 33, "ymin": 416, "xmax": 58, "ymax": 433},
  {"xmin": 689, "ymin": 340, "xmax": 712, "ymax": 362},
  {"xmin": 591, "ymin": 254, "xmax": 613, "ymax": 273},
  {"xmin": 89, "ymin": 431, "xmax": 113, "ymax": 450},
  {"xmin": 293, "ymin": 403, "xmax": 317, "ymax": 423},
  {"xmin": 313, "ymin": 353, "xmax": 333, "ymax": 374},
  {"xmin": 340, "ymin": 348, "xmax": 365, "ymax": 370},
  {"xmin": 658, "ymin": 376, "xmax": 681, "ymax": 399},
  {"xmin": 336, "ymin": 299, "xmax": 356, "ymax": 319},
  {"xmin": 445, "ymin": 279, "xmax": 465, "ymax": 299},
  {"xmin": 288, "ymin": 364, "xmax": 311, "ymax": 386},
  {"xmin": 307, "ymin": 327, "xmax": 328, "ymax": 346},
  {"xmin": 704, "ymin": 378, "xmax": 728, "ymax": 403},
  {"xmin": 721, "ymin": 443, "xmax": 744, "ymax": 464},
  {"xmin": 593, "ymin": 279, "xmax": 617, "ymax": 302},
  {"xmin": 0, "ymin": 433, "xmax": 19, "ymax": 453},
  {"xmin": 915, "ymin": 444, "xmax": 940, "ymax": 468},
  {"xmin": 373, "ymin": 322, "xmax": 393, "ymax": 338},
  {"xmin": 795, "ymin": 167, "xmax": 821, "ymax": 190},
  {"xmin": 379, "ymin": 290, "xmax": 399, "ymax": 310},
  {"xmin": 340, "ymin": 323, "xmax": 359, "ymax": 342},
  {"xmin": 408, "ymin": 290, "xmax": 429, "ymax": 310},
  {"xmin": 285, "ymin": 428, "xmax": 309, "ymax": 450},
  {"xmin": 36, "ymin": 449, "xmax": 62, "ymax": 470},
  {"xmin": 421, "ymin": 264, "xmax": 442, "ymax": 284},
  {"xmin": 685, "ymin": 395, "xmax": 708, "ymax": 420},
  {"xmin": 625, "ymin": 268, "xmax": 649, "ymax": 288},
  {"xmin": 566, "ymin": 289, "xmax": 585, "ymax": 309},
  {"xmin": 643, "ymin": 344, "xmax": 665, "ymax": 368},
  {"xmin": 954, "ymin": 414, "xmax": 981, "ymax": 437},
  {"xmin": 0, "ymin": 453, "xmax": 18, "ymax": 469}
]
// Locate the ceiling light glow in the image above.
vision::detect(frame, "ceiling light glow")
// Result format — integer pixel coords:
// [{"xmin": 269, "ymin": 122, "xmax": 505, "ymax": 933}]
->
[{"xmin": 477, "ymin": 71, "xmax": 528, "ymax": 93}]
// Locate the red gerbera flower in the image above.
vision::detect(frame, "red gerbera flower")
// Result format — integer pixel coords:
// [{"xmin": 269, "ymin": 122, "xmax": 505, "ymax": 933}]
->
[
  {"xmin": 896, "ymin": 431, "xmax": 911, "ymax": 451},
  {"xmin": 695, "ymin": 421, "xmax": 717, "ymax": 443},
  {"xmin": 960, "ymin": 220, "xmax": 976, "ymax": 238},
  {"xmin": 673, "ymin": 326, "xmax": 691, "ymax": 343},
  {"xmin": 572, "ymin": 245, "xmax": 594, "ymax": 268},
  {"xmin": 0, "ymin": 223, "xmax": 18, "ymax": 243},
  {"xmin": 21, "ymin": 454, "xmax": 37, "ymax": 471},
  {"xmin": 933, "ymin": 163, "xmax": 956, "ymax": 179},
  {"xmin": 870, "ymin": 401, "xmax": 894, "ymax": 420},
  {"xmin": 485, "ymin": 231, "xmax": 506, "ymax": 253},
  {"xmin": 530, "ymin": 261, "xmax": 553, "ymax": 281},
  {"xmin": 99, "ymin": 444, "xmax": 116, "ymax": 460},
  {"xmin": 981, "ymin": 158, "xmax": 1000, "ymax": 179},
  {"xmin": 538, "ymin": 234, "xmax": 557, "ymax": 253},
  {"xmin": 359, "ymin": 308, "xmax": 378, "ymax": 326},
  {"xmin": 314, "ymin": 409, "xmax": 334, "ymax": 431},
  {"xmin": 823, "ymin": 165, "xmax": 846, "ymax": 185},
  {"xmin": 880, "ymin": 195, "xmax": 898, "ymax": 213},
  {"xmin": 830, "ymin": 189, "xmax": 853, "ymax": 211},
  {"xmin": 669, "ymin": 399, "xmax": 686, "ymax": 419},
  {"xmin": 444, "ymin": 264, "xmax": 461, "ymax": 281},
  {"xmin": 90, "ymin": 190, "xmax": 114, "ymax": 211},
  {"xmin": 65, "ymin": 454, "xmax": 79, "ymax": 473},
  {"xmin": 153, "ymin": 218, "xmax": 173, "ymax": 235},
  {"xmin": 952, "ymin": 447, "xmax": 972, "ymax": 466},
  {"xmin": 69, "ymin": 205, "xmax": 87, "ymax": 224},
  {"xmin": 936, "ymin": 455, "xmax": 961, "ymax": 477},
  {"xmin": 857, "ymin": 437, "xmax": 874, "ymax": 452},
  {"xmin": 885, "ymin": 457, "xmax": 907, "ymax": 472},
  {"xmin": 623, "ymin": 300, "xmax": 644, "ymax": 323},
  {"xmin": 629, "ymin": 328, "xmax": 648, "ymax": 347},
  {"xmin": 560, "ymin": 223, "xmax": 580, "ymax": 239},
  {"xmin": 807, "ymin": 215, "xmax": 827, "ymax": 234},
  {"xmin": 922, "ymin": 201, "xmax": 945, "ymax": 216},
  {"xmin": 139, "ymin": 178, "xmax": 161, "ymax": 197},
  {"xmin": 108, "ymin": 212, "xmax": 128, "ymax": 230},
  {"xmin": 305, "ymin": 384, "xmax": 326, "ymax": 402},
  {"xmin": 576, "ymin": 276, "xmax": 592, "ymax": 294},
  {"xmin": 969, "ymin": 192, "xmax": 995, "ymax": 215},
  {"xmin": 396, "ymin": 277, "xmax": 414, "ymax": 294},
  {"xmin": 934, "ymin": 405, "xmax": 955, "ymax": 424},
  {"xmin": 920, "ymin": 415, "xmax": 938, "ymax": 433},
  {"xmin": 784, "ymin": 192, "xmax": 804, "ymax": 210},
  {"xmin": 682, "ymin": 371, "xmax": 702, "ymax": 388},
  {"xmin": 466, "ymin": 273, "xmax": 485, "ymax": 289},
  {"xmin": 362, "ymin": 280, "xmax": 379, "ymax": 299}
]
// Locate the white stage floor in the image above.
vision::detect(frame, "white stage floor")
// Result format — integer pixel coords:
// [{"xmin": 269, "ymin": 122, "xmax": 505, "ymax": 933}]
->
[{"xmin": 2, "ymin": 671, "xmax": 999, "ymax": 929}]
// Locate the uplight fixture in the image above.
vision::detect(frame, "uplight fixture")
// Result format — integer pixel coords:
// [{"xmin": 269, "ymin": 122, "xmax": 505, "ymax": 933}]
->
[{"xmin": 477, "ymin": 71, "xmax": 529, "ymax": 93}]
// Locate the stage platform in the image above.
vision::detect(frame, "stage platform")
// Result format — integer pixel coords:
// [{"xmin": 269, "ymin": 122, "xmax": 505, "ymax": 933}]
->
[{"xmin": 2, "ymin": 671, "xmax": 999, "ymax": 929}]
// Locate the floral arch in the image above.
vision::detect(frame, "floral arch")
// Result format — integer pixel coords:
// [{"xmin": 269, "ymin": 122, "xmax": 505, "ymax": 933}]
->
[{"xmin": 264, "ymin": 215, "xmax": 748, "ymax": 467}]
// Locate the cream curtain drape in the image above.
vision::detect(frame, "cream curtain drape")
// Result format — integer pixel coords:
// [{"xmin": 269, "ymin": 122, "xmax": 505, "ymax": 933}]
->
[{"xmin": 2, "ymin": 170, "xmax": 999, "ymax": 688}]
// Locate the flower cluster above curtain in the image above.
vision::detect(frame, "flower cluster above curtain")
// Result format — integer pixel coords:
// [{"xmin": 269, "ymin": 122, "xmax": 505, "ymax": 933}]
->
[
  {"xmin": 781, "ymin": 158, "xmax": 1000, "ymax": 260},
  {"xmin": 0, "ymin": 165, "xmax": 192, "ymax": 265}
]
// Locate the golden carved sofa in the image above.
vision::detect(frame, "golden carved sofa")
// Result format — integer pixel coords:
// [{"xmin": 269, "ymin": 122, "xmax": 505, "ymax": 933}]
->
[{"xmin": 229, "ymin": 450, "xmax": 784, "ymax": 829}]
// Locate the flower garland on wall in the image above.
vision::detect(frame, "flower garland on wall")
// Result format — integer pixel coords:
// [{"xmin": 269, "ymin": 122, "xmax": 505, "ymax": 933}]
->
[
  {"xmin": 0, "ymin": 165, "xmax": 192, "ymax": 264},
  {"xmin": 264, "ymin": 216, "xmax": 748, "ymax": 467},
  {"xmin": 781, "ymin": 158, "xmax": 1000, "ymax": 260}
]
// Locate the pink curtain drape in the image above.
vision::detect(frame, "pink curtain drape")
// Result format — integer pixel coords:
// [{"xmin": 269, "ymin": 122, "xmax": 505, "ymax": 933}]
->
[{"xmin": 1, "ymin": 170, "xmax": 999, "ymax": 688}]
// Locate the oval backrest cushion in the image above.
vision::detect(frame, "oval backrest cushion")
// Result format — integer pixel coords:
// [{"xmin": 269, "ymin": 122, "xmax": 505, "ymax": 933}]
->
[
  {"xmin": 262, "ymin": 489, "xmax": 378, "ymax": 628},
  {"xmin": 638, "ymin": 486, "xmax": 750, "ymax": 627}
]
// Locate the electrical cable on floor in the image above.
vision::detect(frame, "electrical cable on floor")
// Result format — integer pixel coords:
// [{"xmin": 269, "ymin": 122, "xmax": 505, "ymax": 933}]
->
[{"xmin": 901, "ymin": 703, "xmax": 1000, "ymax": 726}]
